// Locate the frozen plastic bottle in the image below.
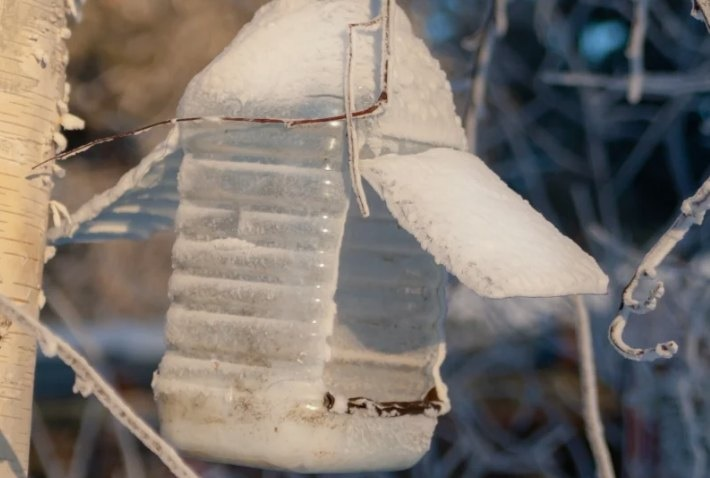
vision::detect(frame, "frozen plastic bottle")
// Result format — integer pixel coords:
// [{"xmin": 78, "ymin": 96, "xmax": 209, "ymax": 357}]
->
[{"xmin": 153, "ymin": 0, "xmax": 467, "ymax": 472}]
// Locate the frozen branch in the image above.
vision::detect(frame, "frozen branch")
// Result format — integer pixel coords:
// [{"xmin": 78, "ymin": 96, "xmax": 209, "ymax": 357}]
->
[
  {"xmin": 575, "ymin": 296, "xmax": 615, "ymax": 478},
  {"xmin": 343, "ymin": 0, "xmax": 393, "ymax": 217},
  {"xmin": 609, "ymin": 176, "xmax": 710, "ymax": 361},
  {"xmin": 626, "ymin": 0, "xmax": 649, "ymax": 104},
  {"xmin": 46, "ymin": 128, "xmax": 181, "ymax": 242},
  {"xmin": 45, "ymin": 281, "xmax": 147, "ymax": 478},
  {"xmin": 0, "ymin": 294, "xmax": 199, "ymax": 478}
]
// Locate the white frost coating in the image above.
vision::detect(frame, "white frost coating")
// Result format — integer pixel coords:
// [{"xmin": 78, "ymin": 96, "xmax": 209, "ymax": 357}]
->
[
  {"xmin": 47, "ymin": 127, "xmax": 182, "ymax": 244},
  {"xmin": 361, "ymin": 148, "xmax": 609, "ymax": 298},
  {"xmin": 44, "ymin": 246, "xmax": 56, "ymax": 264},
  {"xmin": 51, "ymin": 0, "xmax": 467, "ymax": 244},
  {"xmin": 38, "ymin": 290, "xmax": 46, "ymax": 310},
  {"xmin": 178, "ymin": 0, "xmax": 466, "ymax": 151},
  {"xmin": 609, "ymin": 176, "xmax": 710, "ymax": 361},
  {"xmin": 48, "ymin": 200, "xmax": 71, "ymax": 228},
  {"xmin": 51, "ymin": 163, "xmax": 66, "ymax": 178},
  {"xmin": 52, "ymin": 131, "xmax": 67, "ymax": 153},
  {"xmin": 330, "ymin": 394, "xmax": 349, "ymax": 414},
  {"xmin": 208, "ymin": 238, "xmax": 256, "ymax": 250},
  {"xmin": 72, "ymin": 376, "xmax": 93, "ymax": 398},
  {"xmin": 158, "ymin": 114, "xmax": 445, "ymax": 470},
  {"xmin": 575, "ymin": 296, "xmax": 615, "ymax": 478},
  {"xmin": 60, "ymin": 113, "xmax": 85, "ymax": 130},
  {"xmin": 37, "ymin": 331, "xmax": 58, "ymax": 358},
  {"xmin": 56, "ymin": 100, "xmax": 68, "ymax": 116}
]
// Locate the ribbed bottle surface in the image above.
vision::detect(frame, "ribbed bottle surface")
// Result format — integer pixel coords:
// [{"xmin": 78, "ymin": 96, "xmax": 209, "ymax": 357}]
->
[
  {"xmin": 325, "ymin": 185, "xmax": 445, "ymax": 402},
  {"xmin": 164, "ymin": 122, "xmax": 348, "ymax": 391},
  {"xmin": 154, "ymin": 122, "xmax": 446, "ymax": 471}
]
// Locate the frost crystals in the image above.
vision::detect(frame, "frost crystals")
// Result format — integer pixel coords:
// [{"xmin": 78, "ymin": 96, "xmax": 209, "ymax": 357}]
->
[{"xmin": 609, "ymin": 176, "xmax": 710, "ymax": 361}]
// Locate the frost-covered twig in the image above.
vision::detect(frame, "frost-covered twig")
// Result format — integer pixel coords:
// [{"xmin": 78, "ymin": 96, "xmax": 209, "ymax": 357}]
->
[
  {"xmin": 344, "ymin": 0, "xmax": 393, "ymax": 216},
  {"xmin": 45, "ymin": 281, "xmax": 147, "ymax": 478},
  {"xmin": 46, "ymin": 128, "xmax": 180, "ymax": 242},
  {"xmin": 49, "ymin": 200, "xmax": 71, "ymax": 229},
  {"xmin": 609, "ymin": 176, "xmax": 710, "ymax": 361},
  {"xmin": 575, "ymin": 296, "xmax": 615, "ymax": 478},
  {"xmin": 0, "ymin": 294, "xmax": 199, "ymax": 478},
  {"xmin": 344, "ymin": 24, "xmax": 368, "ymax": 216},
  {"xmin": 626, "ymin": 0, "xmax": 649, "ymax": 104}
]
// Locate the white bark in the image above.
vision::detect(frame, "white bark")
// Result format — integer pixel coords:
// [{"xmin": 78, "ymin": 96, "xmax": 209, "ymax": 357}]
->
[{"xmin": 0, "ymin": 0, "xmax": 68, "ymax": 474}]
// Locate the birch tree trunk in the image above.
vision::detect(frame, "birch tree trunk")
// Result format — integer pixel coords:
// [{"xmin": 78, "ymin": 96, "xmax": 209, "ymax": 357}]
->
[{"xmin": 0, "ymin": 0, "xmax": 68, "ymax": 475}]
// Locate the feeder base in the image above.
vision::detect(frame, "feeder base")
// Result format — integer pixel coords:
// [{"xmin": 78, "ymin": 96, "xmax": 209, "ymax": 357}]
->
[{"xmin": 154, "ymin": 377, "xmax": 437, "ymax": 473}]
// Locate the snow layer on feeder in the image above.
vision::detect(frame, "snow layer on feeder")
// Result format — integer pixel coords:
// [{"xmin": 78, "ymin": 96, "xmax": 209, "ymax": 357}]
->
[{"xmin": 48, "ymin": 0, "xmax": 608, "ymax": 473}]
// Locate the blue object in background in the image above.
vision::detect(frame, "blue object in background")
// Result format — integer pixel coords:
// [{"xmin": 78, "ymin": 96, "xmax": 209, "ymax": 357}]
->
[{"xmin": 579, "ymin": 20, "xmax": 628, "ymax": 64}]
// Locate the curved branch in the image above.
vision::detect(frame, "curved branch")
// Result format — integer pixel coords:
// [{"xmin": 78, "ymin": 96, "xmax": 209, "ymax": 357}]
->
[{"xmin": 609, "ymin": 176, "xmax": 710, "ymax": 361}]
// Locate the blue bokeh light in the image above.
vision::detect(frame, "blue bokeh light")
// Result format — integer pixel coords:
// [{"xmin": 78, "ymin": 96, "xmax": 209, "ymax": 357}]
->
[{"xmin": 579, "ymin": 20, "xmax": 628, "ymax": 64}]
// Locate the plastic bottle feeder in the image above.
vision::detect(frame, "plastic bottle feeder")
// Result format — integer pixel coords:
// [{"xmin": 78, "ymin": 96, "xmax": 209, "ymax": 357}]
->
[{"xmin": 151, "ymin": 0, "xmax": 608, "ymax": 472}]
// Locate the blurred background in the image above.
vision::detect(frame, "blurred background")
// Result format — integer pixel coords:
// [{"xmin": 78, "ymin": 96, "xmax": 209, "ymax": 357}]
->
[{"xmin": 35, "ymin": 0, "xmax": 710, "ymax": 476}]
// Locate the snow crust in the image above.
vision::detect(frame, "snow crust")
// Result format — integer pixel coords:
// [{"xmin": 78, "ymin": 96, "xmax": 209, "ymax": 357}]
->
[
  {"xmin": 178, "ymin": 0, "xmax": 466, "ymax": 151},
  {"xmin": 361, "ymin": 148, "xmax": 609, "ymax": 298}
]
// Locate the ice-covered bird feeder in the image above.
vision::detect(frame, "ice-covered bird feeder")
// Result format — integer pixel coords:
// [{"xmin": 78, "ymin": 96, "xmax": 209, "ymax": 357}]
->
[{"xmin": 49, "ymin": 0, "xmax": 608, "ymax": 473}]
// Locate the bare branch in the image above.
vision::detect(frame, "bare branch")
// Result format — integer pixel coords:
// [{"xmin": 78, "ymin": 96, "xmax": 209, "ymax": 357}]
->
[{"xmin": 609, "ymin": 176, "xmax": 710, "ymax": 361}]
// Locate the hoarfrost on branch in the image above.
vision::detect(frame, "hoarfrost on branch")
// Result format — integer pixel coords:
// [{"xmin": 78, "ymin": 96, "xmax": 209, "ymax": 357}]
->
[{"xmin": 609, "ymin": 176, "xmax": 710, "ymax": 361}]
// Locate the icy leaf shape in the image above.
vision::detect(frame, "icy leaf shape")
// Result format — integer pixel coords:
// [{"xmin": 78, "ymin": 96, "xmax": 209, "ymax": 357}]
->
[
  {"xmin": 48, "ymin": 128, "xmax": 182, "ymax": 244},
  {"xmin": 361, "ymin": 148, "xmax": 609, "ymax": 298}
]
